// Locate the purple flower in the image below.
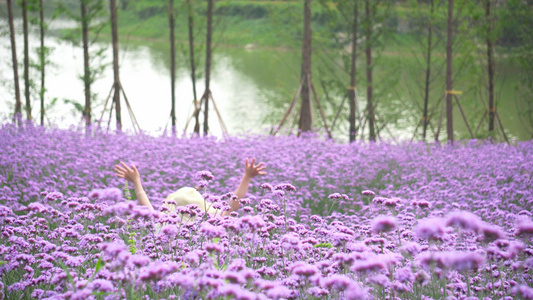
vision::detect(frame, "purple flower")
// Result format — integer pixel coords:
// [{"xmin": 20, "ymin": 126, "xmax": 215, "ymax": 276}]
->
[
  {"xmin": 371, "ymin": 215, "xmax": 397, "ymax": 234},
  {"xmin": 200, "ymin": 223, "xmax": 225, "ymax": 238},
  {"xmin": 351, "ymin": 259, "xmax": 386, "ymax": 273},
  {"xmin": 479, "ymin": 224, "xmax": 506, "ymax": 242},
  {"xmin": 512, "ymin": 285, "xmax": 533, "ymax": 300},
  {"xmin": 44, "ymin": 191, "xmax": 63, "ymax": 202},
  {"xmin": 290, "ymin": 261, "xmax": 318, "ymax": 277},
  {"xmin": 368, "ymin": 274, "xmax": 390, "ymax": 287},
  {"xmin": 130, "ymin": 254, "xmax": 151, "ymax": 268},
  {"xmin": 138, "ymin": 261, "xmax": 180, "ymax": 281},
  {"xmin": 160, "ymin": 224, "xmax": 178, "ymax": 237},
  {"xmin": 223, "ymin": 271, "xmax": 246, "ymax": 284},
  {"xmin": 328, "ymin": 193, "xmax": 343, "ymax": 199},
  {"xmin": 260, "ymin": 183, "xmax": 273, "ymax": 191},
  {"xmin": 395, "ymin": 267, "xmax": 415, "ymax": 283},
  {"xmin": 418, "ymin": 251, "xmax": 484, "ymax": 272},
  {"xmin": 274, "ymin": 183, "xmax": 297, "ymax": 192},
  {"xmin": 414, "ymin": 217, "xmax": 445, "ymax": 241},
  {"xmin": 362, "ymin": 190, "xmax": 375, "ymax": 196},
  {"xmin": 266, "ymin": 286, "xmax": 293, "ymax": 300},
  {"xmin": 516, "ymin": 220, "xmax": 533, "ymax": 236},
  {"xmin": 90, "ymin": 279, "xmax": 114, "ymax": 293},
  {"xmin": 196, "ymin": 170, "xmax": 214, "ymax": 181},
  {"xmin": 205, "ymin": 243, "xmax": 223, "ymax": 253},
  {"xmin": 445, "ymin": 211, "xmax": 482, "ymax": 232}
]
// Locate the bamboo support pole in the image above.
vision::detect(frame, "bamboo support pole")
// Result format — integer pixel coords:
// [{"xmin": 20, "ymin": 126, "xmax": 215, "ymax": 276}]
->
[
  {"xmin": 97, "ymin": 84, "xmax": 115, "ymax": 128},
  {"xmin": 310, "ymin": 81, "xmax": 332, "ymax": 138},
  {"xmin": 272, "ymin": 76, "xmax": 305, "ymax": 136},
  {"xmin": 475, "ymin": 111, "xmax": 488, "ymax": 136},
  {"xmin": 435, "ymin": 95, "xmax": 446, "ymax": 141},
  {"xmin": 209, "ymin": 92, "xmax": 228, "ymax": 135},
  {"xmin": 453, "ymin": 95, "xmax": 473, "ymax": 138}
]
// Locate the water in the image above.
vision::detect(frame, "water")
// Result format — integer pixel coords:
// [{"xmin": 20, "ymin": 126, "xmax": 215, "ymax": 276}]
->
[{"xmin": 1, "ymin": 19, "xmax": 530, "ymax": 141}]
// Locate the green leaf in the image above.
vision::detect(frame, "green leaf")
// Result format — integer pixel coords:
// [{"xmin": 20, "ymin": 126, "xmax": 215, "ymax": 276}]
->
[
  {"xmin": 57, "ymin": 260, "xmax": 75, "ymax": 290},
  {"xmin": 95, "ymin": 256, "xmax": 104, "ymax": 274},
  {"xmin": 313, "ymin": 242, "xmax": 333, "ymax": 248},
  {"xmin": 213, "ymin": 237, "xmax": 221, "ymax": 243},
  {"xmin": 7, "ymin": 169, "xmax": 13, "ymax": 182}
]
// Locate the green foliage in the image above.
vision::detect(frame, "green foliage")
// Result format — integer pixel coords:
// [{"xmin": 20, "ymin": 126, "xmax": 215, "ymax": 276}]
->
[
  {"xmin": 313, "ymin": 242, "xmax": 333, "ymax": 248},
  {"xmin": 124, "ymin": 181, "xmax": 132, "ymax": 201},
  {"xmin": 63, "ymin": 99, "xmax": 84, "ymax": 113}
]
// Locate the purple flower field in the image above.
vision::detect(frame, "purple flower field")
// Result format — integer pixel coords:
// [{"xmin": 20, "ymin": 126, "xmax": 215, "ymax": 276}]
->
[{"xmin": 1, "ymin": 124, "xmax": 532, "ymax": 299}]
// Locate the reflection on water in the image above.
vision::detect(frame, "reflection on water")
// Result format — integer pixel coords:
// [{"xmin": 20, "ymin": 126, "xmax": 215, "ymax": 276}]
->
[
  {"xmin": 0, "ymin": 20, "xmax": 269, "ymax": 137},
  {"xmin": 0, "ymin": 20, "xmax": 529, "ymax": 141}
]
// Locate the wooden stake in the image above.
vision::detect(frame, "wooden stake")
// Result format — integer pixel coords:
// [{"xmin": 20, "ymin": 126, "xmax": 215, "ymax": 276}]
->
[
  {"xmin": 209, "ymin": 92, "xmax": 228, "ymax": 135},
  {"xmin": 474, "ymin": 110, "xmax": 487, "ymax": 136},
  {"xmin": 107, "ymin": 99, "xmax": 115, "ymax": 132},
  {"xmin": 310, "ymin": 82, "xmax": 332, "ymax": 138},
  {"xmin": 453, "ymin": 95, "xmax": 473, "ymax": 138},
  {"xmin": 98, "ymin": 84, "xmax": 115, "ymax": 129},
  {"xmin": 495, "ymin": 111, "xmax": 509, "ymax": 144},
  {"xmin": 272, "ymin": 76, "xmax": 305, "ymax": 136},
  {"xmin": 435, "ymin": 95, "xmax": 446, "ymax": 141},
  {"xmin": 118, "ymin": 81, "xmax": 141, "ymax": 133},
  {"xmin": 331, "ymin": 91, "xmax": 348, "ymax": 131},
  {"xmin": 184, "ymin": 97, "xmax": 204, "ymax": 133},
  {"xmin": 411, "ymin": 120, "xmax": 422, "ymax": 142}
]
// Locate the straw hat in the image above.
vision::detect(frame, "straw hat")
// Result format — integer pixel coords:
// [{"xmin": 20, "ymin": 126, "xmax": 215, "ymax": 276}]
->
[{"xmin": 156, "ymin": 187, "xmax": 221, "ymax": 228}]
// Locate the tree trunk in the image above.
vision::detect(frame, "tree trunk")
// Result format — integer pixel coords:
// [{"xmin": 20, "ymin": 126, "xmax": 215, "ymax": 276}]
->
[
  {"xmin": 203, "ymin": 0, "xmax": 214, "ymax": 136},
  {"xmin": 39, "ymin": 0, "xmax": 45, "ymax": 126},
  {"xmin": 298, "ymin": 0, "xmax": 312, "ymax": 134},
  {"xmin": 485, "ymin": 0, "xmax": 495, "ymax": 134},
  {"xmin": 349, "ymin": 1, "xmax": 358, "ymax": 143},
  {"xmin": 445, "ymin": 0, "xmax": 454, "ymax": 143},
  {"xmin": 422, "ymin": 0, "xmax": 434, "ymax": 141},
  {"xmin": 81, "ymin": 0, "xmax": 91, "ymax": 128},
  {"xmin": 22, "ymin": 0, "xmax": 31, "ymax": 120},
  {"xmin": 365, "ymin": 0, "xmax": 376, "ymax": 141},
  {"xmin": 187, "ymin": 0, "xmax": 200, "ymax": 134},
  {"xmin": 7, "ymin": 0, "xmax": 22, "ymax": 122},
  {"xmin": 169, "ymin": 0, "xmax": 176, "ymax": 136},
  {"xmin": 110, "ymin": 0, "xmax": 121, "ymax": 131}
]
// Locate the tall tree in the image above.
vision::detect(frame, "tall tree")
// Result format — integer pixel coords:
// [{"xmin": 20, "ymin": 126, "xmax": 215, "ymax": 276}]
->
[
  {"xmin": 203, "ymin": 0, "xmax": 214, "ymax": 136},
  {"xmin": 81, "ymin": 0, "xmax": 91, "ymax": 128},
  {"xmin": 110, "ymin": 0, "xmax": 121, "ymax": 131},
  {"xmin": 169, "ymin": 0, "xmax": 177, "ymax": 136},
  {"xmin": 187, "ymin": 0, "xmax": 200, "ymax": 134},
  {"xmin": 445, "ymin": 0, "xmax": 454, "ymax": 143},
  {"xmin": 39, "ymin": 0, "xmax": 46, "ymax": 126},
  {"xmin": 422, "ymin": 0, "xmax": 435, "ymax": 141},
  {"xmin": 364, "ymin": 0, "xmax": 376, "ymax": 141},
  {"xmin": 348, "ymin": 0, "xmax": 359, "ymax": 142},
  {"xmin": 7, "ymin": 0, "xmax": 22, "ymax": 122},
  {"xmin": 298, "ymin": 0, "xmax": 313, "ymax": 133},
  {"xmin": 484, "ymin": 0, "xmax": 495, "ymax": 135},
  {"xmin": 22, "ymin": 0, "xmax": 32, "ymax": 120}
]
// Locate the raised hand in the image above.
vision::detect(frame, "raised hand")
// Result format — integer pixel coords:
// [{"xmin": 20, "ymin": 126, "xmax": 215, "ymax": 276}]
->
[
  {"xmin": 243, "ymin": 157, "xmax": 267, "ymax": 179},
  {"xmin": 114, "ymin": 161, "xmax": 141, "ymax": 184}
]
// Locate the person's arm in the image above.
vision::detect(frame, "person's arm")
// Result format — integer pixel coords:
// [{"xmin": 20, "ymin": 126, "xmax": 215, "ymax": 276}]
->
[
  {"xmin": 114, "ymin": 162, "xmax": 154, "ymax": 211},
  {"xmin": 223, "ymin": 158, "xmax": 266, "ymax": 216}
]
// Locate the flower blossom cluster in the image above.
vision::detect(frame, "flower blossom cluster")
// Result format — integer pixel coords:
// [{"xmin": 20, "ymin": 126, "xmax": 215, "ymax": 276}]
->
[{"xmin": 0, "ymin": 125, "xmax": 532, "ymax": 299}]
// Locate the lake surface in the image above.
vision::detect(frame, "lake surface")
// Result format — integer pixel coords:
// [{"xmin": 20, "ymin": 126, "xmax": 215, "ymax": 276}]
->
[{"xmin": 1, "ymin": 19, "xmax": 530, "ymax": 141}]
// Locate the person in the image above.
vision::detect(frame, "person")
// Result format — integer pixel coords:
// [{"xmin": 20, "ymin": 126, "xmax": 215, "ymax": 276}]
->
[{"xmin": 113, "ymin": 158, "xmax": 266, "ymax": 219}]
